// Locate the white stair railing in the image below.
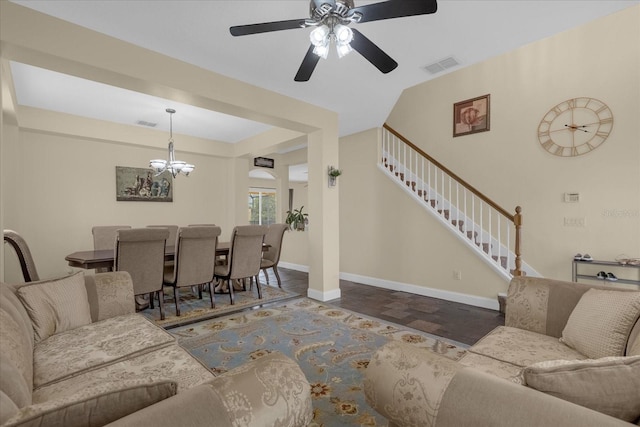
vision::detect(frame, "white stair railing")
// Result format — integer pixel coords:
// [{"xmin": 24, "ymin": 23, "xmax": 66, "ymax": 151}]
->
[{"xmin": 381, "ymin": 124, "xmax": 524, "ymax": 279}]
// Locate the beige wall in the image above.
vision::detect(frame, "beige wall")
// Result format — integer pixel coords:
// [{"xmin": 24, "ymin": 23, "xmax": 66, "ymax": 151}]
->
[
  {"xmin": 279, "ymin": 181, "xmax": 310, "ymax": 269},
  {"xmin": 339, "ymin": 128, "xmax": 508, "ymax": 305},
  {"xmin": 0, "ymin": 2, "xmax": 340, "ymax": 297},
  {"xmin": 3, "ymin": 124, "xmax": 232, "ymax": 282},
  {"xmin": 383, "ymin": 6, "xmax": 639, "ymax": 287}
]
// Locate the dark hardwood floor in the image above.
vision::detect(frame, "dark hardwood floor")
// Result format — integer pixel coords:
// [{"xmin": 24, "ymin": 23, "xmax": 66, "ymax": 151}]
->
[{"xmin": 263, "ymin": 267, "xmax": 505, "ymax": 346}]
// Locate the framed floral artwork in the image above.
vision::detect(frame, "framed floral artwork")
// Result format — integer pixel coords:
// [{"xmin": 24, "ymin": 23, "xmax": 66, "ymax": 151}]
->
[{"xmin": 453, "ymin": 94, "xmax": 490, "ymax": 137}]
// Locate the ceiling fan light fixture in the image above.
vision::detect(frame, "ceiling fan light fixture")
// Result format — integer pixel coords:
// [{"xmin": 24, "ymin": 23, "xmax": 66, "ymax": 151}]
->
[
  {"xmin": 313, "ymin": 43, "xmax": 330, "ymax": 59},
  {"xmin": 310, "ymin": 25, "xmax": 330, "ymax": 46},
  {"xmin": 334, "ymin": 24, "xmax": 353, "ymax": 44},
  {"xmin": 336, "ymin": 42, "xmax": 353, "ymax": 58}
]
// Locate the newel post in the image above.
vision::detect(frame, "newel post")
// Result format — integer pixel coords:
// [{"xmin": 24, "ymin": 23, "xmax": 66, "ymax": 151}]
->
[{"xmin": 513, "ymin": 206, "xmax": 524, "ymax": 276}]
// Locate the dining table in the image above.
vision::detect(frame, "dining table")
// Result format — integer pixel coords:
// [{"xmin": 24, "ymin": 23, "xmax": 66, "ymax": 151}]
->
[{"xmin": 65, "ymin": 242, "xmax": 268, "ymax": 271}]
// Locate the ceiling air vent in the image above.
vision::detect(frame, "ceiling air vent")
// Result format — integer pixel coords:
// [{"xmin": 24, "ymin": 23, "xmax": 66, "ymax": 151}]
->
[
  {"xmin": 423, "ymin": 56, "xmax": 460, "ymax": 75},
  {"xmin": 136, "ymin": 120, "xmax": 157, "ymax": 127}
]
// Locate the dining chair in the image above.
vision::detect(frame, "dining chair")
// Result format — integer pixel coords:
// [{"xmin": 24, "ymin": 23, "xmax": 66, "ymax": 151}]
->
[
  {"xmin": 92, "ymin": 225, "xmax": 131, "ymax": 273},
  {"xmin": 163, "ymin": 226, "xmax": 221, "ymax": 316},
  {"xmin": 93, "ymin": 225, "xmax": 131, "ymax": 250},
  {"xmin": 147, "ymin": 225, "xmax": 178, "ymax": 248},
  {"xmin": 115, "ymin": 228, "xmax": 169, "ymax": 320},
  {"xmin": 3, "ymin": 229, "xmax": 40, "ymax": 282},
  {"xmin": 260, "ymin": 223, "xmax": 288, "ymax": 288},
  {"xmin": 214, "ymin": 225, "xmax": 267, "ymax": 305}
]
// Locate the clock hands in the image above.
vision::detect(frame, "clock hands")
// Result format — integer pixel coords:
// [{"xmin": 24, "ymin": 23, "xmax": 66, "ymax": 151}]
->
[{"xmin": 564, "ymin": 124, "xmax": 589, "ymax": 133}]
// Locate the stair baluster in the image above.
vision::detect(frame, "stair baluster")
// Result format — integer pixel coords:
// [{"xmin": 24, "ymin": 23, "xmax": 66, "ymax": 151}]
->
[{"xmin": 380, "ymin": 123, "xmax": 524, "ymax": 278}]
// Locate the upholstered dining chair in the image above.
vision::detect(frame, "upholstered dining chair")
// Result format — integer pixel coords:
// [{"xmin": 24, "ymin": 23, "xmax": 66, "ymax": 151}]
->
[
  {"xmin": 163, "ymin": 226, "xmax": 221, "ymax": 316},
  {"xmin": 214, "ymin": 225, "xmax": 267, "ymax": 305},
  {"xmin": 92, "ymin": 225, "xmax": 131, "ymax": 273},
  {"xmin": 3, "ymin": 229, "xmax": 40, "ymax": 282},
  {"xmin": 260, "ymin": 223, "xmax": 288, "ymax": 288},
  {"xmin": 115, "ymin": 228, "xmax": 169, "ymax": 320},
  {"xmin": 146, "ymin": 225, "xmax": 178, "ymax": 248},
  {"xmin": 93, "ymin": 225, "xmax": 131, "ymax": 250}
]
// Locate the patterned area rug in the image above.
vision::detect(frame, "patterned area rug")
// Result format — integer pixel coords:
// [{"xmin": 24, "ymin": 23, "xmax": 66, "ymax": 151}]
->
[
  {"xmin": 140, "ymin": 284, "xmax": 298, "ymax": 328},
  {"xmin": 171, "ymin": 297, "xmax": 468, "ymax": 426}
]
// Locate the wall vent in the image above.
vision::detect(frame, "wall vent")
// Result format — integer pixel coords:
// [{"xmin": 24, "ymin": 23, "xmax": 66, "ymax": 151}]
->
[
  {"xmin": 423, "ymin": 56, "xmax": 460, "ymax": 75},
  {"xmin": 136, "ymin": 120, "xmax": 157, "ymax": 127}
]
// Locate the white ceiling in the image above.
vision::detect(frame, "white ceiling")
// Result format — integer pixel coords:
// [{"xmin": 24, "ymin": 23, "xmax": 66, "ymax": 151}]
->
[{"xmin": 9, "ymin": 0, "xmax": 639, "ymax": 144}]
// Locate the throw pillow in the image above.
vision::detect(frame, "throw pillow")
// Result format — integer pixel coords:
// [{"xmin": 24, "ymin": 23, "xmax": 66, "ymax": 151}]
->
[
  {"xmin": 523, "ymin": 356, "xmax": 640, "ymax": 422},
  {"xmin": 17, "ymin": 272, "xmax": 92, "ymax": 343},
  {"xmin": 560, "ymin": 289, "xmax": 640, "ymax": 358},
  {"xmin": 2, "ymin": 379, "xmax": 176, "ymax": 427}
]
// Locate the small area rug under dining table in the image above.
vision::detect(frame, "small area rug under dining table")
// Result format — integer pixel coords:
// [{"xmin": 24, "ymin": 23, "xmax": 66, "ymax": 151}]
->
[
  {"xmin": 141, "ymin": 284, "xmax": 297, "ymax": 328},
  {"xmin": 170, "ymin": 297, "xmax": 468, "ymax": 426}
]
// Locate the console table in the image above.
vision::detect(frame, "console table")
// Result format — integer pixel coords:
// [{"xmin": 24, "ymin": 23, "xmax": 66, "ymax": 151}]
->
[{"xmin": 572, "ymin": 259, "xmax": 640, "ymax": 287}]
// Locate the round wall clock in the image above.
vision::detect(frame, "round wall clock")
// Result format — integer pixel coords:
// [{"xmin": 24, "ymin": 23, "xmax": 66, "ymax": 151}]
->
[{"xmin": 537, "ymin": 97, "xmax": 613, "ymax": 157}]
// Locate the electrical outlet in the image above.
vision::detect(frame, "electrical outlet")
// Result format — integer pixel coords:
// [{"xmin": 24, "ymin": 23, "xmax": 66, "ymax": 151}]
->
[{"xmin": 453, "ymin": 270, "xmax": 462, "ymax": 280}]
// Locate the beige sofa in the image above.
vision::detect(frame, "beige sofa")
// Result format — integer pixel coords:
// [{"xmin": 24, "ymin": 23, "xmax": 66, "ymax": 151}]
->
[
  {"xmin": 364, "ymin": 276, "xmax": 640, "ymax": 426},
  {"xmin": 0, "ymin": 271, "xmax": 312, "ymax": 427}
]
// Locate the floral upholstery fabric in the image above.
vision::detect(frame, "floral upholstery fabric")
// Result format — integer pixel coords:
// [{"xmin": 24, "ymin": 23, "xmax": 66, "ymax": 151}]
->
[
  {"xmin": 205, "ymin": 352, "xmax": 313, "ymax": 427},
  {"xmin": 87, "ymin": 272, "xmax": 135, "ymax": 322},
  {"xmin": 33, "ymin": 344, "xmax": 213, "ymax": 402},
  {"xmin": 458, "ymin": 351, "xmax": 524, "ymax": 384},
  {"xmin": 505, "ymin": 277, "xmax": 550, "ymax": 335},
  {"xmin": 363, "ymin": 341, "xmax": 460, "ymax": 427},
  {"xmin": 469, "ymin": 326, "xmax": 587, "ymax": 367},
  {"xmin": 33, "ymin": 314, "xmax": 176, "ymax": 389}
]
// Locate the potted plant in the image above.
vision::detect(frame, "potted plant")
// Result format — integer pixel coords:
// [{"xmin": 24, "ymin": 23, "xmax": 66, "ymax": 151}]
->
[
  {"xmin": 285, "ymin": 206, "xmax": 308, "ymax": 231},
  {"xmin": 328, "ymin": 166, "xmax": 342, "ymax": 187}
]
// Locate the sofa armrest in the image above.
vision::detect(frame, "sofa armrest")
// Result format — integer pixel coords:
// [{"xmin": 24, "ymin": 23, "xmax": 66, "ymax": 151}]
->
[
  {"xmin": 84, "ymin": 271, "xmax": 135, "ymax": 322},
  {"xmin": 105, "ymin": 351, "xmax": 313, "ymax": 427},
  {"xmin": 364, "ymin": 342, "xmax": 631, "ymax": 427}
]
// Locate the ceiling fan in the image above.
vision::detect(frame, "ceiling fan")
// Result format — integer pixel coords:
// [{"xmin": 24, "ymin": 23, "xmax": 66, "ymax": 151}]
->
[{"xmin": 230, "ymin": 0, "xmax": 438, "ymax": 82}]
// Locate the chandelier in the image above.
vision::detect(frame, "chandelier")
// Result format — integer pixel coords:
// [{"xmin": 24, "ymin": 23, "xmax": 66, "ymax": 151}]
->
[{"xmin": 149, "ymin": 108, "xmax": 195, "ymax": 177}]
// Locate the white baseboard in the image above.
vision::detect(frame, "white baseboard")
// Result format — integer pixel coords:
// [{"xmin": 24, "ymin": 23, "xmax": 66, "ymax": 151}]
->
[
  {"xmin": 307, "ymin": 287, "xmax": 341, "ymax": 302},
  {"xmin": 339, "ymin": 272, "xmax": 500, "ymax": 311},
  {"xmin": 278, "ymin": 262, "xmax": 309, "ymax": 273},
  {"xmin": 278, "ymin": 263, "xmax": 500, "ymax": 310}
]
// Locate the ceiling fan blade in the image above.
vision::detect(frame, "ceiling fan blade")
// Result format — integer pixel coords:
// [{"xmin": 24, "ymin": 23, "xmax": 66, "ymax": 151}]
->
[
  {"xmin": 350, "ymin": 0, "xmax": 437, "ymax": 23},
  {"xmin": 230, "ymin": 19, "xmax": 306, "ymax": 36},
  {"xmin": 350, "ymin": 29, "xmax": 398, "ymax": 74},
  {"xmin": 295, "ymin": 45, "xmax": 321, "ymax": 82}
]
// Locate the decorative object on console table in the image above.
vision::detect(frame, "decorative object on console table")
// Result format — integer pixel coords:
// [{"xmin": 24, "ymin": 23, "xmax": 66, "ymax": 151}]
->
[
  {"xmin": 115, "ymin": 166, "xmax": 173, "ymax": 202},
  {"xmin": 453, "ymin": 94, "xmax": 490, "ymax": 137},
  {"xmin": 285, "ymin": 206, "xmax": 308, "ymax": 231},
  {"xmin": 328, "ymin": 165, "xmax": 342, "ymax": 187}
]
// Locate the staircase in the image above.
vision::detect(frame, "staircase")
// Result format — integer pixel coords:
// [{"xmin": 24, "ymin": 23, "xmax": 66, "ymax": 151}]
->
[{"xmin": 380, "ymin": 124, "xmax": 528, "ymax": 280}]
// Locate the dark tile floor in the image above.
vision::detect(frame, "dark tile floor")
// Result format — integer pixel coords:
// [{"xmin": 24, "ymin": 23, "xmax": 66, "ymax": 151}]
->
[{"xmin": 263, "ymin": 267, "xmax": 505, "ymax": 346}]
